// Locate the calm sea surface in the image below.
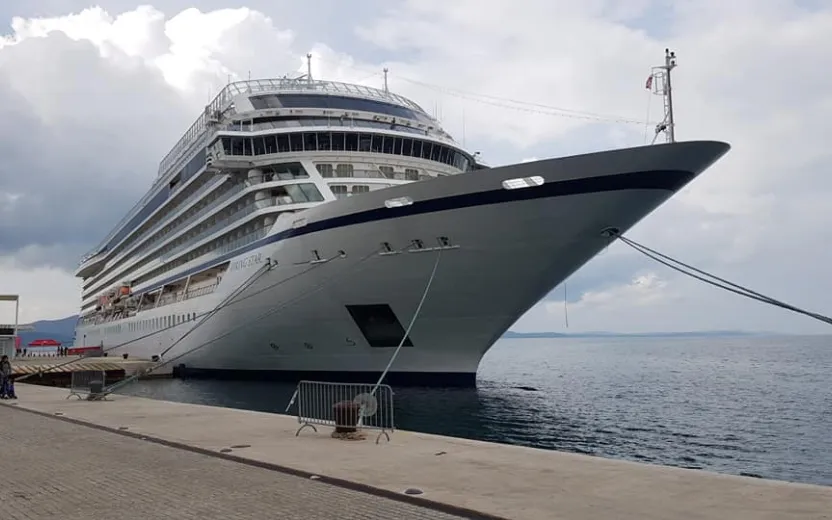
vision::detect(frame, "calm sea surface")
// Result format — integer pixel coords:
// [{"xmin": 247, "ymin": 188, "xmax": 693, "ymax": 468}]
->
[{"xmin": 122, "ymin": 335, "xmax": 832, "ymax": 486}]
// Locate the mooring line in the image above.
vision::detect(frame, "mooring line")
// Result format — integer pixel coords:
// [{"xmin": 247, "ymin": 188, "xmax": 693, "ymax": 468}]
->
[{"xmin": 613, "ymin": 232, "xmax": 832, "ymax": 327}]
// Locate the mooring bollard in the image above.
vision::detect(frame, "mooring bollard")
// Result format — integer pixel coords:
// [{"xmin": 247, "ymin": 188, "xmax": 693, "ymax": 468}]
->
[{"xmin": 332, "ymin": 400, "xmax": 361, "ymax": 433}]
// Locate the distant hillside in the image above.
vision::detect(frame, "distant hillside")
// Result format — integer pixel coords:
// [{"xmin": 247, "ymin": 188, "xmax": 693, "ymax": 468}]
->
[
  {"xmin": 502, "ymin": 330, "xmax": 762, "ymax": 339},
  {"xmin": 14, "ymin": 312, "xmax": 761, "ymax": 346},
  {"xmin": 19, "ymin": 315, "xmax": 78, "ymax": 346}
]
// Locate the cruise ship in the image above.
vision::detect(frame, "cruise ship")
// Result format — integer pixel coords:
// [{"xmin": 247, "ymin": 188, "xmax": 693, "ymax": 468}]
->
[{"xmin": 73, "ymin": 57, "xmax": 729, "ymax": 385}]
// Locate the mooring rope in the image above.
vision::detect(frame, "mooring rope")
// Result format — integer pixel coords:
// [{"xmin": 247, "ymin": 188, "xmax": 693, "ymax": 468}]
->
[
  {"xmin": 614, "ymin": 233, "xmax": 832, "ymax": 327},
  {"xmin": 371, "ymin": 248, "xmax": 443, "ymax": 396}
]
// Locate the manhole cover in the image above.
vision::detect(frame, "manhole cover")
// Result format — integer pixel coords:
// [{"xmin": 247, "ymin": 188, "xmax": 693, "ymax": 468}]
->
[
  {"xmin": 403, "ymin": 488, "xmax": 424, "ymax": 495},
  {"xmin": 118, "ymin": 426, "xmax": 129, "ymax": 430},
  {"xmin": 220, "ymin": 448, "xmax": 233, "ymax": 453}
]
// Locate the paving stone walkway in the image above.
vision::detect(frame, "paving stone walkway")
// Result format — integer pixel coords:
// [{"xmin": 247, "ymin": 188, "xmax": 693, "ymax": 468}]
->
[{"xmin": 0, "ymin": 405, "xmax": 469, "ymax": 520}]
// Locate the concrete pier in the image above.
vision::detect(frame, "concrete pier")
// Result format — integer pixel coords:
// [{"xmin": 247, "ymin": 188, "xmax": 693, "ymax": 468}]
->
[
  {"xmin": 3, "ymin": 383, "xmax": 831, "ymax": 520},
  {"xmin": 11, "ymin": 356, "xmax": 170, "ymax": 385}
]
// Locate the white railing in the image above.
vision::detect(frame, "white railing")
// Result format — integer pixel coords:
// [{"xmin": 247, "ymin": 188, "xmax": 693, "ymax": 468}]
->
[
  {"xmin": 132, "ymin": 183, "xmax": 244, "ymax": 259},
  {"xmin": 159, "ymin": 201, "xmax": 263, "ymax": 262},
  {"xmin": 289, "ymin": 380, "xmax": 395, "ymax": 444}
]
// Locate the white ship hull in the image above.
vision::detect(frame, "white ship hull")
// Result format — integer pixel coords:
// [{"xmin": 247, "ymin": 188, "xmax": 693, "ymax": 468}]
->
[{"xmin": 75, "ymin": 141, "xmax": 729, "ymax": 385}]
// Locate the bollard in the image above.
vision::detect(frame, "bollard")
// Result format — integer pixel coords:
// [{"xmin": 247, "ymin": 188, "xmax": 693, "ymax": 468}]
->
[
  {"xmin": 87, "ymin": 379, "xmax": 105, "ymax": 401},
  {"xmin": 332, "ymin": 401, "xmax": 361, "ymax": 433}
]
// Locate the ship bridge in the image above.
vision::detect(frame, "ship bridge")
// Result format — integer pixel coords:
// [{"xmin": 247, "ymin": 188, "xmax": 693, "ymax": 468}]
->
[{"xmin": 158, "ymin": 77, "xmax": 442, "ymax": 180}]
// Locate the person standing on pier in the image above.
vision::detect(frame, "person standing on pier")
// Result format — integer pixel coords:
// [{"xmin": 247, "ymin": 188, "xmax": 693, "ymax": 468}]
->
[{"xmin": 0, "ymin": 355, "xmax": 15, "ymax": 399}]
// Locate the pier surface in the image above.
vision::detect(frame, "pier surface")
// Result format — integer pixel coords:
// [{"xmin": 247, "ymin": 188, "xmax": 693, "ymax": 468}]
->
[
  {"xmin": 4, "ymin": 383, "xmax": 832, "ymax": 520},
  {"xmin": 12, "ymin": 355, "xmax": 166, "ymax": 377}
]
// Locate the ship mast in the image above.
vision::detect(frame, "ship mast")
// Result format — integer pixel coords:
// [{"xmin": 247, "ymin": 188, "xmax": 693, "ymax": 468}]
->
[{"xmin": 648, "ymin": 48, "xmax": 678, "ymax": 144}]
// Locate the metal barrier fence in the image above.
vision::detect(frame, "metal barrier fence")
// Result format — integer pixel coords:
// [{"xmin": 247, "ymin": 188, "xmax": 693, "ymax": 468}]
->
[
  {"xmin": 67, "ymin": 370, "xmax": 108, "ymax": 401},
  {"xmin": 287, "ymin": 380, "xmax": 395, "ymax": 444}
]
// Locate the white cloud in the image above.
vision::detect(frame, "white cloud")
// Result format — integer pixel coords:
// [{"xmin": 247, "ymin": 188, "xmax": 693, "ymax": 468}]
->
[
  {"xmin": 1, "ymin": 1, "xmax": 831, "ymax": 334},
  {"xmin": 0, "ymin": 256, "xmax": 80, "ymax": 324}
]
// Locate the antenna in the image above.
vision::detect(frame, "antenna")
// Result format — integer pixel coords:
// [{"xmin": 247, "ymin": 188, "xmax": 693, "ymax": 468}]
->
[
  {"xmin": 383, "ymin": 67, "xmax": 389, "ymax": 94},
  {"xmin": 647, "ymin": 48, "xmax": 678, "ymax": 144},
  {"xmin": 306, "ymin": 53, "xmax": 313, "ymax": 86},
  {"xmin": 462, "ymin": 107, "xmax": 466, "ymax": 147}
]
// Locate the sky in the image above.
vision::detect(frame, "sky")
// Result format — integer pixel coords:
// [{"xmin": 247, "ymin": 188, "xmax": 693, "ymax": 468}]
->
[{"xmin": 0, "ymin": 0, "xmax": 831, "ymax": 334}]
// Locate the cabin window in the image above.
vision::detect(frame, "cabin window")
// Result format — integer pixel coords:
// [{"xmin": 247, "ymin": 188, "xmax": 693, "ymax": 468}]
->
[
  {"xmin": 379, "ymin": 166, "xmax": 394, "ymax": 178},
  {"xmin": 272, "ymin": 183, "xmax": 324, "ymax": 204},
  {"xmin": 331, "ymin": 185, "xmax": 348, "ymax": 199},
  {"xmin": 316, "ymin": 164, "xmax": 334, "ymax": 178},
  {"xmin": 335, "ymin": 164, "xmax": 354, "ymax": 177},
  {"xmin": 405, "ymin": 168, "xmax": 419, "ymax": 181},
  {"xmin": 270, "ymin": 162, "xmax": 309, "ymax": 179},
  {"xmin": 352, "ymin": 185, "xmax": 370, "ymax": 194}
]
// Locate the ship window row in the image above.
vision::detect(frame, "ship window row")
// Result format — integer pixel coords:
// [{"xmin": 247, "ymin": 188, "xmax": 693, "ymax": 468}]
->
[
  {"xmin": 132, "ymin": 164, "xmax": 310, "ymax": 263},
  {"xmin": 220, "ymin": 132, "xmax": 471, "ymax": 171},
  {"xmin": 83, "ymin": 177, "xmax": 232, "ymax": 291},
  {"xmin": 225, "ymin": 116, "xmax": 440, "ymax": 137},
  {"xmin": 249, "ymin": 94, "xmax": 433, "ymax": 124},
  {"xmin": 100, "ymin": 148, "xmax": 207, "ymax": 256},
  {"xmin": 315, "ymin": 164, "xmax": 422, "ymax": 181},
  {"xmin": 80, "ymin": 312, "xmax": 198, "ymax": 332},
  {"xmin": 85, "ymin": 151, "xmax": 212, "ymax": 282},
  {"xmin": 135, "ymin": 217, "xmax": 275, "ymax": 289},
  {"xmin": 89, "ymin": 195, "xmax": 260, "ymax": 297},
  {"xmin": 330, "ymin": 184, "xmax": 376, "ymax": 199},
  {"xmin": 83, "ymin": 167, "xmax": 315, "ymax": 294},
  {"xmin": 86, "ymin": 185, "xmax": 318, "ymax": 302}
]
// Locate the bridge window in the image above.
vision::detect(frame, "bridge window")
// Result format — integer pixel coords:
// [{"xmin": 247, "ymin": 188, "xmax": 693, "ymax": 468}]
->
[
  {"xmin": 290, "ymin": 134, "xmax": 303, "ymax": 152},
  {"xmin": 352, "ymin": 185, "xmax": 370, "ymax": 194},
  {"xmin": 277, "ymin": 134, "xmax": 290, "ymax": 152},
  {"xmin": 218, "ymin": 132, "xmax": 472, "ymax": 172},
  {"xmin": 405, "ymin": 168, "xmax": 419, "ymax": 181}
]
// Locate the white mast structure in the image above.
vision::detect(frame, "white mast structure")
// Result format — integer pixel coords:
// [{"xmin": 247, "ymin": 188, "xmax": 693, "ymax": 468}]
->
[{"xmin": 647, "ymin": 48, "xmax": 678, "ymax": 144}]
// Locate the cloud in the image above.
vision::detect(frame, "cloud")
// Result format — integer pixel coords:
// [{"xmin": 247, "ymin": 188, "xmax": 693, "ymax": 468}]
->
[{"xmin": 1, "ymin": 1, "xmax": 830, "ymax": 334}]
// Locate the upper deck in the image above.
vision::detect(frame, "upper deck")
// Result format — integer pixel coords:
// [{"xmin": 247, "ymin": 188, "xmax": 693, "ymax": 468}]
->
[
  {"xmin": 78, "ymin": 77, "xmax": 447, "ymax": 267},
  {"xmin": 158, "ymin": 77, "xmax": 436, "ymax": 178}
]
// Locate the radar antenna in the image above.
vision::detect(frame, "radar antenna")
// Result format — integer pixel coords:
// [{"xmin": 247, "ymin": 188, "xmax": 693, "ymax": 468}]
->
[{"xmin": 646, "ymin": 48, "xmax": 678, "ymax": 144}]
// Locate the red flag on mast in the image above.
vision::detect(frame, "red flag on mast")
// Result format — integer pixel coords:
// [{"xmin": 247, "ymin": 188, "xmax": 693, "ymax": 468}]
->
[{"xmin": 645, "ymin": 75, "xmax": 653, "ymax": 90}]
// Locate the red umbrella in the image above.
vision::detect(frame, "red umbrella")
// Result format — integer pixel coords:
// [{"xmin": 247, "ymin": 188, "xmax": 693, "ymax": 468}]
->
[{"xmin": 28, "ymin": 338, "xmax": 62, "ymax": 347}]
